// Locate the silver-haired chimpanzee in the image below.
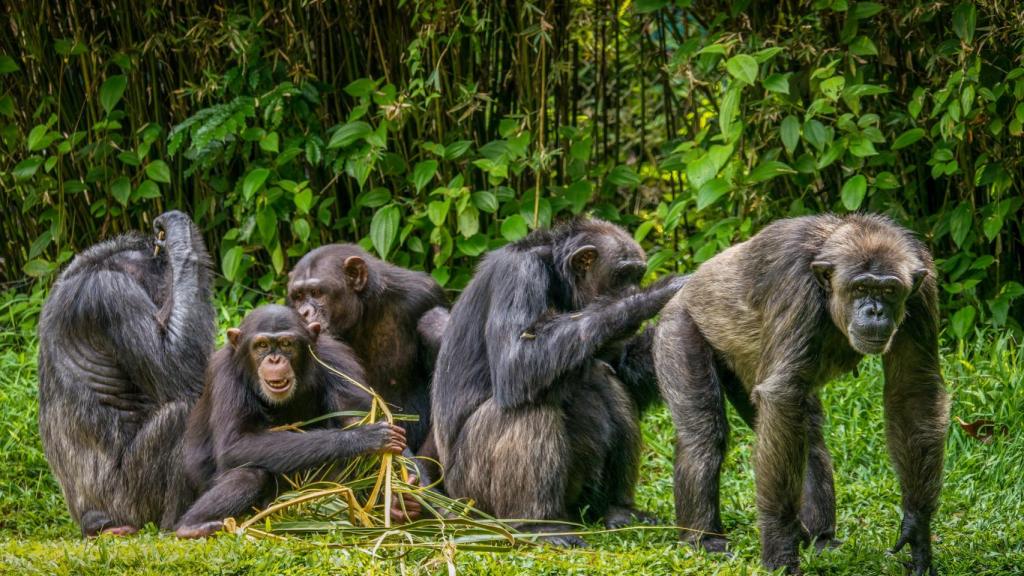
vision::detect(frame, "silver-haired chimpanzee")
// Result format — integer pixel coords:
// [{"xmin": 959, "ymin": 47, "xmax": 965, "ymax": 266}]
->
[
  {"xmin": 654, "ymin": 213, "xmax": 949, "ymax": 575},
  {"xmin": 431, "ymin": 218, "xmax": 685, "ymax": 546},
  {"xmin": 38, "ymin": 211, "xmax": 215, "ymax": 536}
]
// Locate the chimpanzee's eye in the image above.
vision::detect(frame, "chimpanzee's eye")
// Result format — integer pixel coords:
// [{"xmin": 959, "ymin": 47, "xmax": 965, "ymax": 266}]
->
[
  {"xmin": 289, "ymin": 291, "xmax": 301, "ymax": 301},
  {"xmin": 854, "ymin": 285, "xmax": 867, "ymax": 295},
  {"xmin": 883, "ymin": 287, "xmax": 894, "ymax": 296},
  {"xmin": 311, "ymin": 288, "xmax": 321, "ymax": 298},
  {"xmin": 280, "ymin": 339, "xmax": 293, "ymax": 350}
]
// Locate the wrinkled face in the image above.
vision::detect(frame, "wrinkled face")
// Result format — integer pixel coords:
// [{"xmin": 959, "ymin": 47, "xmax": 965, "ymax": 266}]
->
[
  {"xmin": 287, "ymin": 255, "xmax": 367, "ymax": 336},
  {"xmin": 814, "ymin": 262, "xmax": 927, "ymax": 355},
  {"xmin": 229, "ymin": 327, "xmax": 312, "ymax": 405},
  {"xmin": 570, "ymin": 230, "xmax": 648, "ymax": 307}
]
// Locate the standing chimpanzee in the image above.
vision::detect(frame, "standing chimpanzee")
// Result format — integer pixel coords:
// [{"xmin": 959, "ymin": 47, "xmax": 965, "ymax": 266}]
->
[
  {"xmin": 38, "ymin": 210, "xmax": 215, "ymax": 536},
  {"xmin": 431, "ymin": 218, "xmax": 685, "ymax": 546},
  {"xmin": 175, "ymin": 305, "xmax": 411, "ymax": 538},
  {"xmin": 654, "ymin": 214, "xmax": 948, "ymax": 575},
  {"xmin": 287, "ymin": 244, "xmax": 447, "ymax": 473}
]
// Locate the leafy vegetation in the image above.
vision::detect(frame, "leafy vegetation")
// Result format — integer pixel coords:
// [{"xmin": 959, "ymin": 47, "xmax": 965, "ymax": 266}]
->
[{"xmin": 1, "ymin": 1, "xmax": 1022, "ymax": 334}]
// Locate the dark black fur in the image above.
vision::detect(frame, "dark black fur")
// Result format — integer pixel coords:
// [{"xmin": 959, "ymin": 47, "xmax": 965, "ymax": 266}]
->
[
  {"xmin": 288, "ymin": 244, "xmax": 447, "ymax": 461},
  {"xmin": 37, "ymin": 211, "xmax": 215, "ymax": 536},
  {"xmin": 655, "ymin": 214, "xmax": 948, "ymax": 575},
  {"xmin": 175, "ymin": 305, "xmax": 407, "ymax": 537},
  {"xmin": 431, "ymin": 218, "xmax": 684, "ymax": 545}
]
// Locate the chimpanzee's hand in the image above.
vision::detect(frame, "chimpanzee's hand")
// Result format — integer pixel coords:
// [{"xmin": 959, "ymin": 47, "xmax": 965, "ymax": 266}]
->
[
  {"xmin": 891, "ymin": 511, "xmax": 937, "ymax": 576},
  {"xmin": 153, "ymin": 210, "xmax": 198, "ymax": 263},
  {"xmin": 390, "ymin": 475, "xmax": 423, "ymax": 523},
  {"xmin": 365, "ymin": 422, "xmax": 407, "ymax": 455}
]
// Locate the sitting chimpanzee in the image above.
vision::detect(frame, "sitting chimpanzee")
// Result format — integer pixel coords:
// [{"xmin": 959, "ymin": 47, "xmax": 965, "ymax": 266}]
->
[
  {"xmin": 175, "ymin": 305, "xmax": 411, "ymax": 538},
  {"xmin": 38, "ymin": 210, "xmax": 215, "ymax": 537},
  {"xmin": 431, "ymin": 218, "xmax": 685, "ymax": 546},
  {"xmin": 287, "ymin": 244, "xmax": 449, "ymax": 480}
]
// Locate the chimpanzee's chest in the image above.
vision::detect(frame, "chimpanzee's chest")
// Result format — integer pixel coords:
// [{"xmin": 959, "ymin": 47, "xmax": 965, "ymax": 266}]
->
[{"xmin": 809, "ymin": 329, "xmax": 864, "ymax": 387}]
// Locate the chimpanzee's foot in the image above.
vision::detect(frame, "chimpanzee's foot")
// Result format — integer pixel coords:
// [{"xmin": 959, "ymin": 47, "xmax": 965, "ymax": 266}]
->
[
  {"xmin": 175, "ymin": 521, "xmax": 225, "ymax": 539},
  {"xmin": 811, "ymin": 536, "xmax": 843, "ymax": 552},
  {"xmin": 519, "ymin": 523, "xmax": 587, "ymax": 548},
  {"xmin": 604, "ymin": 505, "xmax": 661, "ymax": 528},
  {"xmin": 99, "ymin": 525, "xmax": 138, "ymax": 537}
]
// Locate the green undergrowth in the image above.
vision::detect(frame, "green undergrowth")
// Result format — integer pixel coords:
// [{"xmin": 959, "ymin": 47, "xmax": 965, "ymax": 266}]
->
[{"xmin": 1, "ymin": 324, "xmax": 1021, "ymax": 575}]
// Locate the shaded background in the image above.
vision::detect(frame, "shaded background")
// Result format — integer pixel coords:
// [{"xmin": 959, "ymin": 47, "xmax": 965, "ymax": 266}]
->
[{"xmin": 2, "ymin": 0, "xmax": 1022, "ymax": 336}]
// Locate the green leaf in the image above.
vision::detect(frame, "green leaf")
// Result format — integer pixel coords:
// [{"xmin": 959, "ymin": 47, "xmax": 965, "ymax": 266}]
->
[
  {"xmin": 472, "ymin": 191, "xmax": 499, "ymax": 213},
  {"xmin": 820, "ymin": 76, "xmax": 846, "ymax": 100},
  {"xmin": 0, "ymin": 94, "xmax": 13, "ymax": 117},
  {"xmin": 23, "ymin": 258, "xmax": 56, "ymax": 278},
  {"xmin": 607, "ymin": 165, "xmax": 640, "ymax": 188},
  {"xmin": 696, "ymin": 178, "xmax": 731, "ymax": 210},
  {"xmin": 501, "ymin": 214, "xmax": 529, "ymax": 241},
  {"xmin": 983, "ymin": 214, "xmax": 1003, "ymax": 242},
  {"xmin": 427, "ymin": 200, "xmax": 450, "ymax": 227},
  {"xmin": 848, "ymin": 36, "xmax": 878, "ymax": 56},
  {"xmin": 0, "ymin": 55, "xmax": 19, "ymax": 74},
  {"xmin": 457, "ymin": 205, "xmax": 480, "ymax": 238},
  {"xmin": 949, "ymin": 202, "xmax": 972, "ymax": 247},
  {"xmin": 875, "ymin": 171, "xmax": 900, "ymax": 190},
  {"xmin": 444, "ymin": 140, "xmax": 473, "ymax": 160},
  {"xmin": 686, "ymin": 155, "xmax": 717, "ymax": 190},
  {"xmin": 222, "ymin": 246, "xmax": 243, "ymax": 282},
  {"xmin": 950, "ymin": 305, "xmax": 976, "ymax": 339},
  {"xmin": 370, "ymin": 205, "xmax": 400, "ymax": 259},
  {"xmin": 257, "ymin": 206, "xmax": 277, "ymax": 246},
  {"xmin": 26, "ymin": 125, "xmax": 52, "ymax": 152},
  {"xmin": 852, "ymin": 2, "xmax": 884, "ymax": 19},
  {"xmin": 891, "ymin": 128, "xmax": 925, "ymax": 150},
  {"xmin": 719, "ymin": 85, "xmax": 742, "ymax": 140},
  {"xmin": 292, "ymin": 218, "xmax": 311, "ymax": 244},
  {"xmin": 412, "ymin": 160, "xmax": 438, "ymax": 192},
  {"xmin": 803, "ymin": 119, "xmax": 829, "ymax": 151},
  {"xmin": 848, "ymin": 134, "xmax": 878, "ymax": 157},
  {"xmin": 356, "ymin": 187, "xmax": 391, "ymax": 208},
  {"xmin": 99, "ymin": 75, "xmax": 127, "ymax": 114},
  {"xmin": 952, "ymin": 2, "xmax": 976, "ymax": 43},
  {"xmin": 13, "ymin": 157, "xmax": 43, "ymax": 181},
  {"xmin": 747, "ymin": 161, "xmax": 796, "ymax": 183},
  {"xmin": 725, "ymin": 54, "xmax": 758, "ymax": 85},
  {"xmin": 327, "ymin": 121, "xmax": 372, "ymax": 149},
  {"xmin": 242, "ymin": 168, "xmax": 270, "ymax": 200},
  {"xmin": 753, "ymin": 47, "xmax": 784, "ymax": 63},
  {"xmin": 111, "ymin": 176, "xmax": 131, "ymax": 206},
  {"xmin": 634, "ymin": 0, "xmax": 669, "ymax": 13},
  {"xmin": 840, "ymin": 175, "xmax": 867, "ymax": 210},
  {"xmin": 294, "ymin": 188, "xmax": 314, "ymax": 213},
  {"xmin": 134, "ymin": 179, "xmax": 161, "ymax": 199},
  {"xmin": 344, "ymin": 78, "xmax": 376, "ymax": 98},
  {"xmin": 145, "ymin": 160, "xmax": 171, "ymax": 184},
  {"xmin": 780, "ymin": 116, "xmax": 800, "ymax": 154},
  {"xmin": 260, "ymin": 131, "xmax": 279, "ymax": 153},
  {"xmin": 457, "ymin": 234, "xmax": 488, "ymax": 257},
  {"xmin": 762, "ymin": 73, "xmax": 791, "ymax": 94}
]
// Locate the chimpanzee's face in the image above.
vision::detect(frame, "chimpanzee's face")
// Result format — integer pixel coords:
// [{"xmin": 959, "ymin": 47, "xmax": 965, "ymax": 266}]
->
[
  {"xmin": 227, "ymin": 308, "xmax": 321, "ymax": 405},
  {"xmin": 813, "ymin": 261, "xmax": 927, "ymax": 355},
  {"xmin": 288, "ymin": 255, "xmax": 367, "ymax": 336},
  {"xmin": 571, "ymin": 231, "xmax": 648, "ymax": 307}
]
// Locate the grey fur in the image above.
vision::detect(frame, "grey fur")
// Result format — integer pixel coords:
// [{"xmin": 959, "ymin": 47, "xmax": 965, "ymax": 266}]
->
[
  {"xmin": 37, "ymin": 211, "xmax": 215, "ymax": 536},
  {"xmin": 654, "ymin": 214, "xmax": 948, "ymax": 575}
]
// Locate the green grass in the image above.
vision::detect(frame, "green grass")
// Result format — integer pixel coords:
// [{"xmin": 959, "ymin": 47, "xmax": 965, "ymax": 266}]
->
[{"xmin": 1, "ymin": 301, "xmax": 1021, "ymax": 574}]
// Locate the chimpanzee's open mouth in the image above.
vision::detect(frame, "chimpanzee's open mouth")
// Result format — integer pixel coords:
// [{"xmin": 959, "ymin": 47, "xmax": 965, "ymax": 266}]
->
[{"xmin": 265, "ymin": 378, "xmax": 293, "ymax": 393}]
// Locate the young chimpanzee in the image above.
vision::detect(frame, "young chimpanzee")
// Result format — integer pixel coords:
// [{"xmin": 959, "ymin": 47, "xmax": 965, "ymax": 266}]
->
[
  {"xmin": 287, "ymin": 244, "xmax": 448, "ymax": 479},
  {"xmin": 38, "ymin": 210, "xmax": 214, "ymax": 537},
  {"xmin": 431, "ymin": 218, "xmax": 685, "ymax": 546},
  {"xmin": 175, "ymin": 305, "xmax": 410, "ymax": 538}
]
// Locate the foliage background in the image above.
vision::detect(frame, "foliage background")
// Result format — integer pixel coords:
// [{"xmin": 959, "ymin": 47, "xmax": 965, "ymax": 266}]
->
[{"xmin": 2, "ymin": 1, "xmax": 1023, "ymax": 326}]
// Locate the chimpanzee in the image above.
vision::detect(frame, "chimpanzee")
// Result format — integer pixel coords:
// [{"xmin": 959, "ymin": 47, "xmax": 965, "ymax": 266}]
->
[
  {"xmin": 38, "ymin": 210, "xmax": 215, "ymax": 536},
  {"xmin": 175, "ymin": 305, "xmax": 411, "ymax": 538},
  {"xmin": 287, "ymin": 244, "xmax": 447, "ymax": 475},
  {"xmin": 431, "ymin": 218, "xmax": 685, "ymax": 546},
  {"xmin": 654, "ymin": 213, "xmax": 948, "ymax": 575}
]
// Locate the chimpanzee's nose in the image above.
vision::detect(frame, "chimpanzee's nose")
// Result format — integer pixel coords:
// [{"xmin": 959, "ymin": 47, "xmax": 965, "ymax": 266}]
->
[
  {"xmin": 267, "ymin": 355, "xmax": 283, "ymax": 365},
  {"xmin": 865, "ymin": 303, "xmax": 884, "ymax": 319},
  {"xmin": 299, "ymin": 306, "xmax": 314, "ymax": 322}
]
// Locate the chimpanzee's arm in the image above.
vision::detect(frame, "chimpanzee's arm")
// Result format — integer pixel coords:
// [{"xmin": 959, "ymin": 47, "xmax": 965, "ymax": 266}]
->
[
  {"xmin": 606, "ymin": 326, "xmax": 662, "ymax": 412},
  {"xmin": 486, "ymin": 253, "xmax": 683, "ymax": 409},
  {"xmin": 882, "ymin": 282, "xmax": 948, "ymax": 576},
  {"xmin": 417, "ymin": 306, "xmax": 449, "ymax": 361},
  {"xmin": 215, "ymin": 424, "xmax": 403, "ymax": 474}
]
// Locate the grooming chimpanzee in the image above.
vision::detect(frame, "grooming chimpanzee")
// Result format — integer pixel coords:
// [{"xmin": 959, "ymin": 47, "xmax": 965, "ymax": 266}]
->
[
  {"xmin": 38, "ymin": 210, "xmax": 215, "ymax": 536},
  {"xmin": 175, "ymin": 305, "xmax": 411, "ymax": 538},
  {"xmin": 287, "ymin": 244, "xmax": 447, "ymax": 474},
  {"xmin": 431, "ymin": 218, "xmax": 685, "ymax": 546},
  {"xmin": 654, "ymin": 214, "xmax": 948, "ymax": 575}
]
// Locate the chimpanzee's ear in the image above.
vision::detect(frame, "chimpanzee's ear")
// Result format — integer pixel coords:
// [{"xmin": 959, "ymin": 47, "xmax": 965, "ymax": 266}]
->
[
  {"xmin": 810, "ymin": 261, "xmax": 834, "ymax": 293},
  {"xmin": 910, "ymin": 268, "xmax": 929, "ymax": 296},
  {"xmin": 343, "ymin": 256, "xmax": 368, "ymax": 292},
  {"xmin": 570, "ymin": 245, "xmax": 599, "ymax": 275},
  {"xmin": 227, "ymin": 328, "xmax": 242, "ymax": 349},
  {"xmin": 307, "ymin": 322, "xmax": 322, "ymax": 343}
]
